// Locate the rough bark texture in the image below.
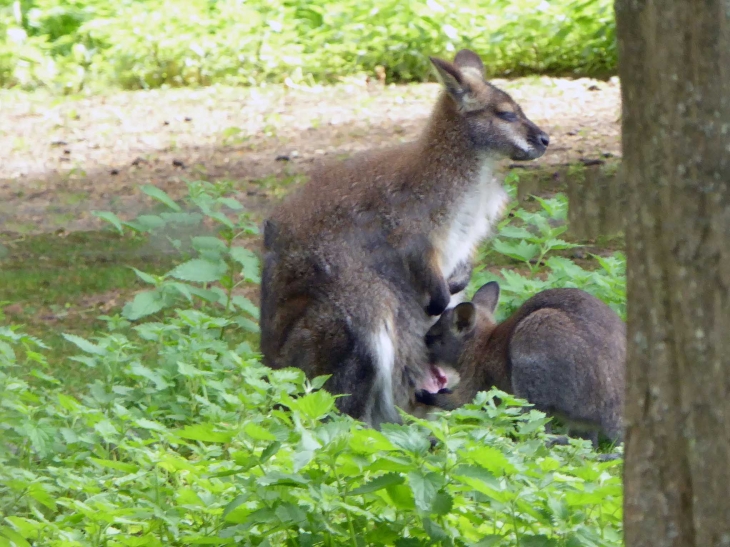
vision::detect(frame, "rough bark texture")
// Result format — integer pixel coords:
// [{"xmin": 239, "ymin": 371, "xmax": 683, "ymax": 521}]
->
[{"xmin": 615, "ymin": 1, "xmax": 730, "ymax": 545}]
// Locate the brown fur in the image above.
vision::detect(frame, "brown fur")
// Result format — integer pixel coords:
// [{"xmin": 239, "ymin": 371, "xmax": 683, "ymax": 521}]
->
[
  {"xmin": 419, "ymin": 282, "xmax": 626, "ymax": 445},
  {"xmin": 260, "ymin": 49, "xmax": 549, "ymax": 428}
]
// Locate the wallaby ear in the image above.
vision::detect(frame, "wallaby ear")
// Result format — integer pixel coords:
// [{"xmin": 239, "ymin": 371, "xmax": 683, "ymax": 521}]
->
[
  {"xmin": 453, "ymin": 49, "xmax": 485, "ymax": 76},
  {"xmin": 471, "ymin": 282, "xmax": 500, "ymax": 314},
  {"xmin": 451, "ymin": 302, "xmax": 477, "ymax": 335},
  {"xmin": 430, "ymin": 56, "xmax": 468, "ymax": 99}
]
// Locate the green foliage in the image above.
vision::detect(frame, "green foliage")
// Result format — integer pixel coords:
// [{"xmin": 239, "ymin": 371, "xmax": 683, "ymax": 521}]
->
[
  {"xmin": 0, "ymin": 0, "xmax": 616, "ymax": 91},
  {"xmin": 94, "ymin": 180, "xmax": 260, "ymax": 329},
  {"xmin": 470, "ymin": 173, "xmax": 626, "ymax": 322},
  {"xmin": 0, "ymin": 324, "xmax": 623, "ymax": 546},
  {"xmin": 0, "ymin": 181, "xmax": 625, "ymax": 545}
]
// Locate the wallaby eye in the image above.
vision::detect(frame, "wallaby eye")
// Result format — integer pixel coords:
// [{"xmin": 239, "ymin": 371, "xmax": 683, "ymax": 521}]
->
[{"xmin": 497, "ymin": 111, "xmax": 518, "ymax": 122}]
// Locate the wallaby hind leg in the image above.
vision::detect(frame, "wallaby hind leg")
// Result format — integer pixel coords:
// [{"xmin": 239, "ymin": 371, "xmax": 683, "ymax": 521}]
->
[
  {"xmin": 510, "ymin": 309, "xmax": 606, "ymax": 443},
  {"xmin": 272, "ymin": 302, "xmax": 379, "ymax": 423}
]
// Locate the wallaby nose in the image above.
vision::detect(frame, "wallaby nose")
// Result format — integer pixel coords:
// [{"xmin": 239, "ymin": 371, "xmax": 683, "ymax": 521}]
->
[{"xmin": 539, "ymin": 133, "xmax": 550, "ymax": 147}]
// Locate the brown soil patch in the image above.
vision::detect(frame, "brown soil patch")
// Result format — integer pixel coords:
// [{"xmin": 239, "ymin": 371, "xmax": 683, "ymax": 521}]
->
[{"xmin": 1, "ymin": 76, "xmax": 621, "ymax": 234}]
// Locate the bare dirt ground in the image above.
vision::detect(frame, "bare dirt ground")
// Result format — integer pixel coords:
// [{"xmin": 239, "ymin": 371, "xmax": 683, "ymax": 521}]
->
[{"xmin": 1, "ymin": 75, "xmax": 621, "ymax": 234}]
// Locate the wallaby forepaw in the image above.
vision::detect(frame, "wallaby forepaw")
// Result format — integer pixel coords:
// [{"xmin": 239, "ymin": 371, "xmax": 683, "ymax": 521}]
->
[
  {"xmin": 415, "ymin": 389, "xmax": 438, "ymax": 405},
  {"xmin": 426, "ymin": 292, "xmax": 449, "ymax": 316}
]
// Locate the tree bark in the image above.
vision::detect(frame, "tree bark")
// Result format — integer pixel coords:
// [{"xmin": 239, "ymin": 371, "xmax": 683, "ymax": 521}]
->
[{"xmin": 615, "ymin": 1, "xmax": 730, "ymax": 546}]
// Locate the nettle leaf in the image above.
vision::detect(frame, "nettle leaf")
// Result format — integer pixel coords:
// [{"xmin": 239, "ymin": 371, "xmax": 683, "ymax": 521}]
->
[
  {"xmin": 192, "ymin": 236, "xmax": 227, "ymax": 252},
  {"xmin": 135, "ymin": 214, "xmax": 166, "ymax": 231},
  {"xmin": 452, "ymin": 465, "xmax": 501, "ymax": 489},
  {"xmin": 222, "ymin": 494, "xmax": 250, "ymax": 523},
  {"xmin": 169, "ymin": 258, "xmax": 228, "ymax": 283},
  {"xmin": 89, "ymin": 458, "xmax": 140, "ymax": 474},
  {"xmin": 217, "ymin": 196, "xmax": 244, "ymax": 210},
  {"xmin": 62, "ymin": 333, "xmax": 105, "ymax": 355},
  {"xmin": 275, "ymin": 502, "xmax": 308, "ymax": 526},
  {"xmin": 544, "ymin": 238, "xmax": 580, "ymax": 251},
  {"xmin": 260, "ymin": 441, "xmax": 281, "ymax": 463},
  {"xmin": 258, "ymin": 471, "xmax": 309, "ymax": 488},
  {"xmin": 349, "ymin": 428, "xmax": 396, "ymax": 454},
  {"xmin": 380, "ymin": 423, "xmax": 431, "ymax": 455},
  {"xmin": 168, "ymin": 282, "xmax": 194, "ymax": 302},
  {"xmin": 188, "ymin": 285, "xmax": 223, "ymax": 303},
  {"xmin": 129, "ymin": 362, "xmax": 171, "ymax": 390},
  {"xmin": 309, "ymin": 375, "xmax": 330, "ymax": 391},
  {"xmin": 290, "ymin": 390, "xmax": 335, "ymax": 420},
  {"xmin": 57, "ymin": 393, "xmax": 80, "ymax": 412},
  {"xmin": 93, "ymin": 211, "xmax": 124, "ymax": 234},
  {"xmin": 4, "ymin": 517, "xmax": 41, "ymax": 538},
  {"xmin": 233, "ymin": 315, "xmax": 260, "ymax": 333},
  {"xmin": 408, "ymin": 471, "xmax": 444, "ymax": 512},
  {"xmin": 349, "ymin": 472, "xmax": 404, "ymax": 495},
  {"xmin": 0, "ymin": 526, "xmax": 31, "ymax": 547},
  {"xmin": 498, "ymin": 225, "xmax": 535, "ymax": 240},
  {"xmin": 141, "ymin": 184, "xmax": 181, "ymax": 211},
  {"xmin": 244, "ymin": 422, "xmax": 276, "ymax": 441},
  {"xmin": 131, "ymin": 267, "xmax": 159, "ymax": 285},
  {"xmin": 161, "ymin": 211, "xmax": 203, "ymax": 225},
  {"xmin": 94, "ymin": 419, "xmax": 120, "ymax": 441},
  {"xmin": 293, "ymin": 430, "xmax": 321, "ymax": 470},
  {"xmin": 473, "ymin": 536, "xmax": 504, "ymax": 547},
  {"xmin": 207, "ymin": 210, "xmax": 236, "ymax": 228},
  {"xmin": 422, "ymin": 518, "xmax": 448, "ymax": 541},
  {"xmin": 177, "ymin": 361, "xmax": 213, "ymax": 378},
  {"xmin": 135, "ymin": 418, "xmax": 167, "ymax": 432},
  {"xmin": 385, "ymin": 483, "xmax": 416, "ymax": 511},
  {"xmin": 27, "ymin": 483, "xmax": 56, "ymax": 511},
  {"xmin": 180, "ymin": 536, "xmax": 235, "ymax": 545},
  {"xmin": 229, "ymin": 246, "xmax": 261, "ymax": 282},
  {"xmin": 430, "ymin": 491, "xmax": 453, "ymax": 516},
  {"xmin": 465, "ymin": 447, "xmax": 516, "ymax": 476},
  {"xmin": 492, "ymin": 239, "xmax": 539, "ymax": 263},
  {"xmin": 123, "ymin": 289, "xmax": 166, "ymax": 320},
  {"xmin": 519, "ymin": 535, "xmax": 559, "ymax": 547},
  {"xmin": 231, "ymin": 295, "xmax": 260, "ymax": 318},
  {"xmin": 177, "ymin": 424, "xmax": 234, "ymax": 443}
]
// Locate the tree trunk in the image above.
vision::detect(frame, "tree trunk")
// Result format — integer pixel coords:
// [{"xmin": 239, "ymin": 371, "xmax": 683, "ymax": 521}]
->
[{"xmin": 614, "ymin": 1, "xmax": 730, "ymax": 545}]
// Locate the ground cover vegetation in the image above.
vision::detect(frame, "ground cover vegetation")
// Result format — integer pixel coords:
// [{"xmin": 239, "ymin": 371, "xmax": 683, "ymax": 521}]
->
[
  {"xmin": 0, "ymin": 172, "xmax": 627, "ymax": 546},
  {"xmin": 1, "ymin": 0, "xmax": 615, "ymax": 92},
  {"xmin": 2, "ymin": 1, "xmax": 626, "ymax": 542}
]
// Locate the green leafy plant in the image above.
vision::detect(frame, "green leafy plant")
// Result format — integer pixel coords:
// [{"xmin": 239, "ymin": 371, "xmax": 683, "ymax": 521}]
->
[
  {"xmin": 1, "ymin": 0, "xmax": 616, "ymax": 91},
  {"xmin": 94, "ymin": 181, "xmax": 260, "ymax": 332},
  {"xmin": 0, "ymin": 319, "xmax": 623, "ymax": 546},
  {"xmin": 470, "ymin": 172, "xmax": 626, "ymax": 321},
  {"xmin": 0, "ymin": 179, "xmax": 626, "ymax": 546}
]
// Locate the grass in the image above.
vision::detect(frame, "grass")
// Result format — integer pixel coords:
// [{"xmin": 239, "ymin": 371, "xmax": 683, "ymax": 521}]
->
[{"xmin": 0, "ymin": 230, "xmax": 177, "ymax": 384}]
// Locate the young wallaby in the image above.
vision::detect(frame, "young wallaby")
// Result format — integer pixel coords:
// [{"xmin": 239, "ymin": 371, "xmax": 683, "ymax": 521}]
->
[
  {"xmin": 417, "ymin": 282, "xmax": 626, "ymax": 446},
  {"xmin": 259, "ymin": 49, "xmax": 549, "ymax": 428}
]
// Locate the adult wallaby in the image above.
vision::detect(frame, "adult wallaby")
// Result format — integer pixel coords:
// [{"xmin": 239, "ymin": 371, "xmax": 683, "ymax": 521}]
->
[
  {"xmin": 259, "ymin": 49, "xmax": 549, "ymax": 428},
  {"xmin": 417, "ymin": 282, "xmax": 626, "ymax": 446}
]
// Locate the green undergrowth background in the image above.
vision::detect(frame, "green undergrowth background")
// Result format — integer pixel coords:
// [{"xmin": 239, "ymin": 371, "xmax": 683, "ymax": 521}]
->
[
  {"xmin": 0, "ymin": 172, "xmax": 626, "ymax": 546},
  {"xmin": 1, "ymin": 0, "xmax": 615, "ymax": 92}
]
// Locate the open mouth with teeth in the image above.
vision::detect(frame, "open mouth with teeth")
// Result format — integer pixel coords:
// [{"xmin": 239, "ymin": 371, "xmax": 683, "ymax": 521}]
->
[{"xmin": 419, "ymin": 364, "xmax": 451, "ymax": 394}]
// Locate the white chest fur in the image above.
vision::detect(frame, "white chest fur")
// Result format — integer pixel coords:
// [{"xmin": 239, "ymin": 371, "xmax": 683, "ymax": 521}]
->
[{"xmin": 439, "ymin": 161, "xmax": 508, "ymax": 280}]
